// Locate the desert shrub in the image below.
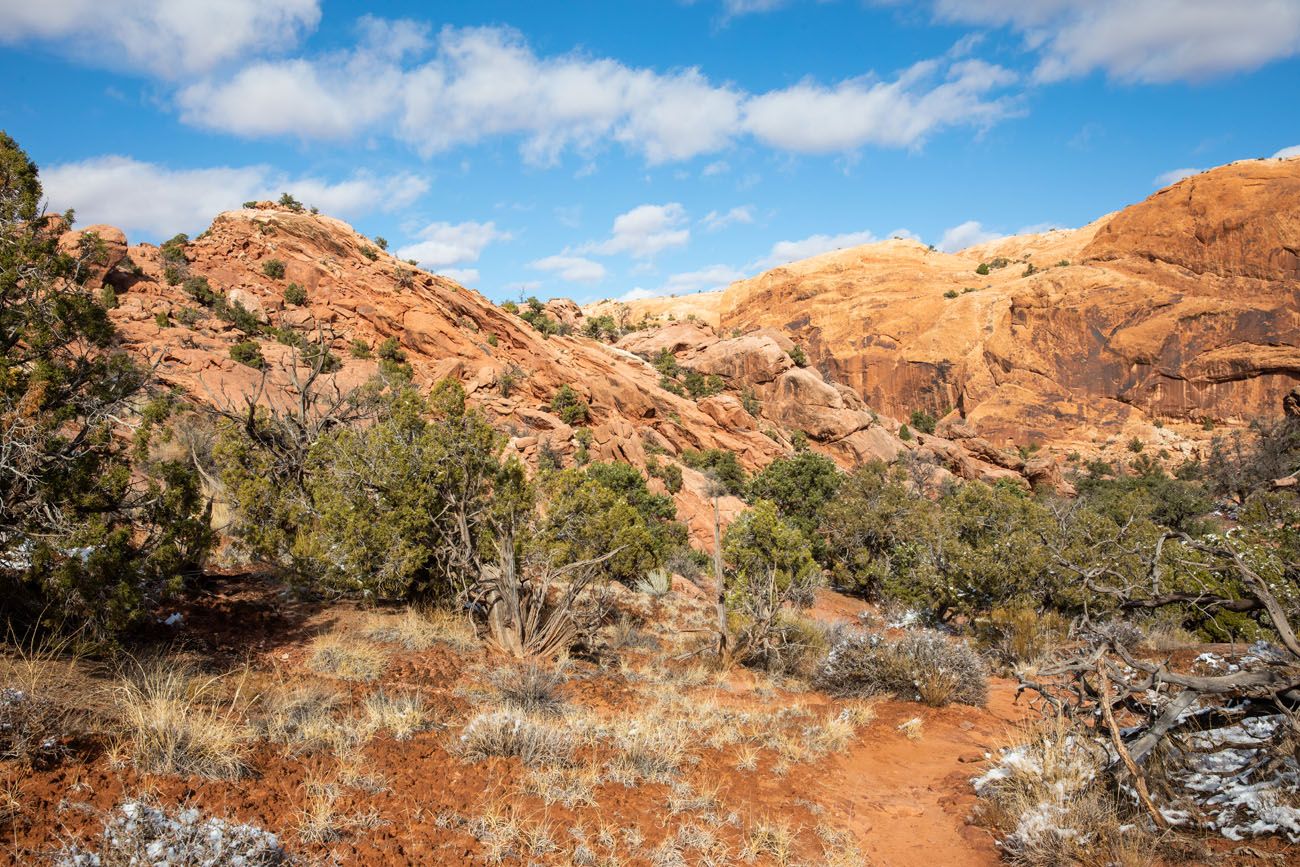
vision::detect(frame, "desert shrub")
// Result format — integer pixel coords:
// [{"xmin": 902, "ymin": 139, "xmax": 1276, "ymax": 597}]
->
[
  {"xmin": 974, "ymin": 717, "xmax": 1147, "ymax": 867},
  {"xmin": 746, "ymin": 451, "xmax": 842, "ymax": 545},
  {"xmin": 645, "ymin": 456, "xmax": 683, "ymax": 493},
  {"xmin": 374, "ymin": 236, "xmax": 388, "ymax": 250},
  {"xmin": 349, "ymin": 338, "xmax": 371, "ymax": 358},
  {"xmin": 154, "ymin": 312, "xmax": 169, "ymax": 328},
  {"xmin": 550, "ymin": 384, "xmax": 590, "ymax": 425},
  {"xmin": 261, "ymin": 259, "xmax": 286, "ymax": 279},
  {"xmin": 536, "ymin": 462, "xmax": 682, "ymax": 584},
  {"xmin": 789, "ymin": 344, "xmax": 808, "ymax": 367},
  {"xmin": 943, "ymin": 288, "xmax": 959, "ymax": 299},
  {"xmin": 56, "ymin": 801, "xmax": 286, "ymax": 866},
  {"xmin": 816, "ymin": 628, "xmax": 988, "ymax": 707},
  {"xmin": 182, "ymin": 275, "xmax": 221, "ymax": 306},
  {"xmin": 909, "ymin": 408, "xmax": 937, "ymax": 434},
  {"xmin": 741, "ymin": 387, "xmax": 760, "ymax": 417},
  {"xmin": 1203, "ymin": 418, "xmax": 1300, "ymax": 502},
  {"xmin": 458, "ymin": 711, "xmax": 574, "ymax": 766},
  {"xmin": 974, "ymin": 606, "xmax": 1069, "ymax": 668},
  {"xmin": 175, "ymin": 306, "xmax": 203, "ymax": 327},
  {"xmin": 723, "ymin": 500, "xmax": 822, "ymax": 669},
  {"xmin": 490, "ymin": 663, "xmax": 567, "ymax": 716},
  {"xmin": 229, "ymin": 340, "xmax": 264, "ymax": 369},
  {"xmin": 377, "ymin": 336, "xmax": 405, "ymax": 362},
  {"xmin": 360, "ymin": 246, "xmax": 379, "ymax": 261},
  {"xmin": 295, "ymin": 381, "xmax": 517, "ymax": 600},
  {"xmin": 300, "ymin": 341, "xmax": 341, "ymax": 374},
  {"xmin": 634, "ymin": 567, "xmax": 672, "ymax": 596},
  {"xmin": 518, "ymin": 296, "xmax": 560, "ymax": 335},
  {"xmin": 278, "ymin": 192, "xmax": 303, "ymax": 212},
  {"xmin": 0, "ymin": 135, "xmax": 213, "ymax": 639},
  {"xmin": 283, "ymin": 283, "xmax": 307, "ymax": 305},
  {"xmin": 361, "ymin": 690, "xmax": 429, "ymax": 740},
  {"xmin": 681, "ymin": 447, "xmax": 747, "ymax": 495},
  {"xmin": 898, "ymin": 423, "xmax": 912, "ymax": 440},
  {"xmin": 975, "ymin": 262, "xmax": 990, "ymax": 275}
]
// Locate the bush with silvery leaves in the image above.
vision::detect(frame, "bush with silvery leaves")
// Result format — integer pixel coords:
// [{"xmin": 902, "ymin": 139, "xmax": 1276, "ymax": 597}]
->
[{"xmin": 56, "ymin": 801, "xmax": 285, "ymax": 866}]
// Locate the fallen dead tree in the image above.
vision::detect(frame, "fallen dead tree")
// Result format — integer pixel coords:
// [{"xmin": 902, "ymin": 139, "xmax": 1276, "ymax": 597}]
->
[{"xmin": 1011, "ymin": 533, "xmax": 1300, "ymax": 841}]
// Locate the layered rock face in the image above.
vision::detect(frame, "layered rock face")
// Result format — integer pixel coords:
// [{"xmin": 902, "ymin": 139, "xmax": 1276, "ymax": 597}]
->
[
  {"xmin": 592, "ymin": 159, "xmax": 1300, "ymax": 452},
  {"xmin": 80, "ymin": 202, "xmax": 1060, "ymax": 547}
]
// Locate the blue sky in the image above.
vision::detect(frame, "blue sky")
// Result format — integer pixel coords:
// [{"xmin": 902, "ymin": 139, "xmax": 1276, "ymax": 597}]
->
[{"xmin": 2, "ymin": 0, "xmax": 1298, "ymax": 303}]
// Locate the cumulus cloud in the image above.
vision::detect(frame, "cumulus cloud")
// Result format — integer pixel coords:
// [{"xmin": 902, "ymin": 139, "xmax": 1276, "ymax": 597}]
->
[
  {"xmin": 396, "ymin": 221, "xmax": 508, "ymax": 271},
  {"xmin": 618, "ymin": 287, "xmax": 658, "ymax": 301},
  {"xmin": 921, "ymin": 0, "xmax": 1300, "ymax": 83},
  {"xmin": 531, "ymin": 255, "xmax": 608, "ymax": 284},
  {"xmin": 1153, "ymin": 167, "xmax": 1204, "ymax": 187},
  {"xmin": 170, "ymin": 22, "xmax": 1016, "ymax": 162},
  {"xmin": 661, "ymin": 264, "xmax": 746, "ymax": 294},
  {"xmin": 0, "ymin": 0, "xmax": 321, "ymax": 78},
  {"xmin": 586, "ymin": 203, "xmax": 690, "ymax": 258},
  {"xmin": 750, "ymin": 230, "xmax": 879, "ymax": 269},
  {"xmin": 40, "ymin": 155, "xmax": 428, "ymax": 239},
  {"xmin": 439, "ymin": 267, "xmax": 480, "ymax": 285},
  {"xmin": 937, "ymin": 220, "xmax": 1004, "ymax": 252},
  {"xmin": 1274, "ymin": 144, "xmax": 1300, "ymax": 159},
  {"xmin": 701, "ymin": 206, "xmax": 755, "ymax": 232},
  {"xmin": 744, "ymin": 58, "xmax": 1017, "ymax": 152}
]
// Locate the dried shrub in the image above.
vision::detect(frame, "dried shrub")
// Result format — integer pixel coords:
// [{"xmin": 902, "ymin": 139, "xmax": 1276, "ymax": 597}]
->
[
  {"xmin": 490, "ymin": 663, "xmax": 567, "ymax": 716},
  {"xmin": 305, "ymin": 636, "xmax": 388, "ymax": 682},
  {"xmin": 457, "ymin": 711, "xmax": 575, "ymax": 766},
  {"xmin": 816, "ymin": 628, "xmax": 988, "ymax": 707}
]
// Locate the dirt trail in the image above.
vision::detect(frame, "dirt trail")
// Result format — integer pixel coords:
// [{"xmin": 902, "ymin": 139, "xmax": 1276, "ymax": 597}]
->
[{"xmin": 805, "ymin": 590, "xmax": 1030, "ymax": 866}]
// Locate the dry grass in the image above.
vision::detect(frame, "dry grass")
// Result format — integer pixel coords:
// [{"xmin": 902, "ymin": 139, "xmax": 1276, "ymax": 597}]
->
[
  {"xmin": 0, "ymin": 636, "xmax": 100, "ymax": 769},
  {"xmin": 256, "ymin": 682, "xmax": 343, "ymax": 754},
  {"xmin": 305, "ymin": 635, "xmax": 388, "ymax": 682},
  {"xmin": 364, "ymin": 606, "xmax": 477, "ymax": 651},
  {"xmin": 296, "ymin": 775, "xmax": 384, "ymax": 844},
  {"xmin": 608, "ymin": 718, "xmax": 688, "ymax": 782},
  {"xmin": 974, "ymin": 715, "xmax": 1156, "ymax": 867},
  {"xmin": 742, "ymin": 817, "xmax": 799, "ymax": 866},
  {"xmin": 112, "ymin": 659, "xmax": 252, "ymax": 780},
  {"xmin": 897, "ymin": 717, "xmax": 923, "ymax": 741},
  {"xmin": 361, "ymin": 689, "xmax": 431, "ymax": 741},
  {"xmin": 458, "ymin": 710, "xmax": 577, "ymax": 767}
]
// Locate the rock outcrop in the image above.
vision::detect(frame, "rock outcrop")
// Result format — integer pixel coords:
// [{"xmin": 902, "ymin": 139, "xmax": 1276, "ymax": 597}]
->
[{"xmin": 586, "ymin": 158, "xmax": 1300, "ymax": 459}]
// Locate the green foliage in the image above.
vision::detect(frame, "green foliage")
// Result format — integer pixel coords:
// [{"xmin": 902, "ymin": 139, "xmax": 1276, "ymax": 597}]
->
[
  {"xmin": 536, "ymin": 462, "xmax": 683, "ymax": 585},
  {"xmin": 182, "ymin": 276, "xmax": 221, "ymax": 306},
  {"xmin": 550, "ymin": 384, "xmax": 590, "ymax": 425},
  {"xmin": 0, "ymin": 133, "xmax": 212, "ymax": 639},
  {"xmin": 283, "ymin": 283, "xmax": 307, "ymax": 306},
  {"xmin": 215, "ymin": 379, "xmax": 518, "ymax": 602},
  {"xmin": 741, "ymin": 388, "xmax": 760, "ymax": 417},
  {"xmin": 898, "ymin": 423, "xmax": 912, "ymax": 441},
  {"xmin": 502, "ymin": 300, "xmax": 519, "ymax": 315},
  {"xmin": 175, "ymin": 307, "xmax": 202, "ymax": 327},
  {"xmin": 98, "ymin": 284, "xmax": 118, "ymax": 309},
  {"xmin": 261, "ymin": 259, "xmax": 286, "ymax": 279},
  {"xmin": 229, "ymin": 340, "xmax": 265, "ymax": 369},
  {"xmin": 518, "ymin": 297, "xmax": 561, "ymax": 335},
  {"xmin": 645, "ymin": 456, "xmax": 683, "ymax": 494},
  {"xmin": 154, "ymin": 312, "xmax": 170, "ymax": 329},
  {"xmin": 349, "ymin": 339, "xmax": 371, "ymax": 359},
  {"xmin": 909, "ymin": 409, "xmax": 937, "ymax": 435},
  {"xmin": 789, "ymin": 344, "xmax": 808, "ymax": 367},
  {"xmin": 975, "ymin": 262, "xmax": 990, "ymax": 275},
  {"xmin": 573, "ymin": 426, "xmax": 593, "ymax": 465},
  {"xmin": 1127, "ymin": 436, "xmax": 1144, "ymax": 453},
  {"xmin": 747, "ymin": 451, "xmax": 842, "ymax": 546},
  {"xmin": 374, "ymin": 237, "xmax": 388, "ymax": 251},
  {"xmin": 582, "ymin": 314, "xmax": 619, "ymax": 341},
  {"xmin": 159, "ymin": 234, "xmax": 189, "ymax": 265},
  {"xmin": 653, "ymin": 348, "xmax": 680, "ymax": 378},
  {"xmin": 277, "ymin": 192, "xmax": 304, "ymax": 212},
  {"xmin": 681, "ymin": 448, "xmax": 747, "ymax": 495},
  {"xmin": 360, "ymin": 246, "xmax": 379, "ymax": 261},
  {"xmin": 723, "ymin": 500, "xmax": 822, "ymax": 669},
  {"xmin": 943, "ymin": 289, "xmax": 959, "ymax": 299},
  {"xmin": 377, "ymin": 337, "xmax": 405, "ymax": 362}
]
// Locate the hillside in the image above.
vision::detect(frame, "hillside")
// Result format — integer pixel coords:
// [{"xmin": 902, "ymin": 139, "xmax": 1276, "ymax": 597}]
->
[{"xmin": 586, "ymin": 158, "xmax": 1300, "ymax": 456}]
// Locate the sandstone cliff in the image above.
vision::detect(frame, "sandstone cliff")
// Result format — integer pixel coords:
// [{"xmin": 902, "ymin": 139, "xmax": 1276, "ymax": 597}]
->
[{"xmin": 586, "ymin": 158, "xmax": 1300, "ymax": 457}]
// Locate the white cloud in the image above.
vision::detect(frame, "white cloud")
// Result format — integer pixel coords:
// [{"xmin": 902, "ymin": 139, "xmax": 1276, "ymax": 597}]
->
[
  {"xmin": 743, "ymin": 58, "xmax": 1017, "ymax": 153},
  {"xmin": 661, "ymin": 264, "xmax": 746, "ymax": 294},
  {"xmin": 925, "ymin": 0, "xmax": 1300, "ymax": 83},
  {"xmin": 701, "ymin": 206, "xmax": 755, "ymax": 232},
  {"xmin": 1153, "ymin": 167, "xmax": 1204, "ymax": 187},
  {"xmin": 750, "ymin": 230, "xmax": 879, "ymax": 269},
  {"xmin": 702, "ymin": 160, "xmax": 731, "ymax": 176},
  {"xmin": 439, "ymin": 267, "xmax": 480, "ymax": 284},
  {"xmin": 531, "ymin": 255, "xmax": 608, "ymax": 284},
  {"xmin": 720, "ymin": 0, "xmax": 790, "ymax": 16},
  {"xmin": 587, "ymin": 203, "xmax": 690, "ymax": 258},
  {"xmin": 937, "ymin": 220, "xmax": 1004, "ymax": 252},
  {"xmin": 0, "ymin": 0, "xmax": 321, "ymax": 78},
  {"xmin": 173, "ymin": 23, "xmax": 1017, "ymax": 162},
  {"xmin": 396, "ymin": 221, "xmax": 508, "ymax": 270},
  {"xmin": 619, "ymin": 287, "xmax": 657, "ymax": 301},
  {"xmin": 40, "ymin": 155, "xmax": 428, "ymax": 239},
  {"xmin": 1273, "ymin": 144, "xmax": 1300, "ymax": 159}
]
